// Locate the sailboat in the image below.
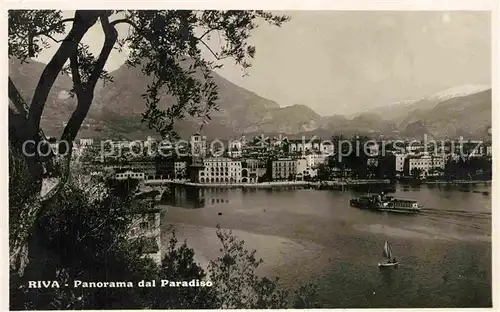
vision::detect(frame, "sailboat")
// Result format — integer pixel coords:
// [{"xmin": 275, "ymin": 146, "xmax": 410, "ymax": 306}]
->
[{"xmin": 378, "ymin": 241, "xmax": 399, "ymax": 267}]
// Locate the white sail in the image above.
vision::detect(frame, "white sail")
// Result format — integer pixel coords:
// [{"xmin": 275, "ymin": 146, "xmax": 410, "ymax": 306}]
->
[{"xmin": 383, "ymin": 241, "xmax": 393, "ymax": 259}]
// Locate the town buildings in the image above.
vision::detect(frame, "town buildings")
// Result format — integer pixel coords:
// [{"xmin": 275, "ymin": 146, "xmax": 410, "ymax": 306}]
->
[{"xmin": 85, "ymin": 134, "xmax": 491, "ymax": 183}]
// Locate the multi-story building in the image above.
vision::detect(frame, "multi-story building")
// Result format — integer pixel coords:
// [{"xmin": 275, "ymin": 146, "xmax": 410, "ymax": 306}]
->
[
  {"xmin": 395, "ymin": 154, "xmax": 407, "ymax": 174},
  {"xmin": 174, "ymin": 161, "xmax": 187, "ymax": 179},
  {"xmin": 305, "ymin": 153, "xmax": 328, "ymax": 169},
  {"xmin": 406, "ymin": 154, "xmax": 445, "ymax": 178},
  {"xmin": 271, "ymin": 158, "xmax": 297, "ymax": 181},
  {"xmin": 198, "ymin": 157, "xmax": 242, "ymax": 184},
  {"xmin": 296, "ymin": 158, "xmax": 308, "ymax": 180},
  {"xmin": 241, "ymin": 159, "xmax": 259, "ymax": 183}
]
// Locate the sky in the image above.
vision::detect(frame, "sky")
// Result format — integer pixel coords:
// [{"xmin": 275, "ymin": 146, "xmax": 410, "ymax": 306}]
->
[{"xmin": 35, "ymin": 11, "xmax": 491, "ymax": 116}]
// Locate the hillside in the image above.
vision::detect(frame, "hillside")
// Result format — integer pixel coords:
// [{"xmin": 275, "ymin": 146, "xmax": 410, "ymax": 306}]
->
[
  {"xmin": 363, "ymin": 84, "xmax": 491, "ymax": 124},
  {"xmin": 400, "ymin": 89, "xmax": 492, "ymax": 139},
  {"xmin": 9, "ymin": 58, "xmax": 491, "ymax": 140}
]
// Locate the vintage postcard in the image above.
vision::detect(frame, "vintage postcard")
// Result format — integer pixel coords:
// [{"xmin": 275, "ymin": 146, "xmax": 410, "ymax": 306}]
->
[{"xmin": 4, "ymin": 0, "xmax": 497, "ymax": 310}]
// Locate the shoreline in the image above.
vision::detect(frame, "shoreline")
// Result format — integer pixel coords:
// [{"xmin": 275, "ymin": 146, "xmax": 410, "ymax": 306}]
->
[
  {"xmin": 147, "ymin": 179, "xmax": 391, "ymax": 189},
  {"xmin": 409, "ymin": 180, "xmax": 491, "ymax": 185},
  {"xmin": 145, "ymin": 179, "xmax": 491, "ymax": 189}
]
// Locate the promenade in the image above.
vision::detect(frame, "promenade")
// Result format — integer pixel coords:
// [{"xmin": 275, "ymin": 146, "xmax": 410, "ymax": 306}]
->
[{"xmin": 143, "ymin": 178, "xmax": 391, "ymax": 189}]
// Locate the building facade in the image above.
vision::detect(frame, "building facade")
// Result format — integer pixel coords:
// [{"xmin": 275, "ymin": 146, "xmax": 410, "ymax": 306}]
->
[
  {"xmin": 406, "ymin": 154, "xmax": 445, "ymax": 177},
  {"xmin": 190, "ymin": 133, "xmax": 207, "ymax": 157},
  {"xmin": 271, "ymin": 158, "xmax": 297, "ymax": 181},
  {"xmin": 305, "ymin": 153, "xmax": 328, "ymax": 169},
  {"xmin": 395, "ymin": 154, "xmax": 407, "ymax": 173},
  {"xmin": 198, "ymin": 157, "xmax": 242, "ymax": 184},
  {"xmin": 295, "ymin": 158, "xmax": 308, "ymax": 180},
  {"xmin": 174, "ymin": 161, "xmax": 187, "ymax": 179}
]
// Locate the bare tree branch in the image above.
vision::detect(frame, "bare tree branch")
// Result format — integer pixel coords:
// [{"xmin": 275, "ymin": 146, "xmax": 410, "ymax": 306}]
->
[
  {"xmin": 199, "ymin": 39, "xmax": 222, "ymax": 61},
  {"xmin": 60, "ymin": 13, "xmax": 118, "ymax": 144},
  {"xmin": 41, "ymin": 33, "xmax": 64, "ymax": 43},
  {"xmin": 87, "ymin": 14, "xmax": 118, "ymax": 89},
  {"xmin": 110, "ymin": 17, "xmax": 137, "ymax": 28}
]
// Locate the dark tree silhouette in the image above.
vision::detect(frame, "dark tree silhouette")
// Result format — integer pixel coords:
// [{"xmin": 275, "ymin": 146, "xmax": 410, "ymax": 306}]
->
[{"xmin": 8, "ymin": 9, "xmax": 289, "ymax": 274}]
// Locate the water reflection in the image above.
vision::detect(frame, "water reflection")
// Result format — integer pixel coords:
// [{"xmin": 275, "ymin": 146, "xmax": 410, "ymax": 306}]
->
[{"xmin": 161, "ymin": 185, "xmax": 235, "ymax": 209}]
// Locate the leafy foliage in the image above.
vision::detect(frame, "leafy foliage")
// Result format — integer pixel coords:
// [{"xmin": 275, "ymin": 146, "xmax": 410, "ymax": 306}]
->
[
  {"xmin": 9, "ymin": 173, "xmax": 318, "ymax": 309},
  {"xmin": 8, "ymin": 9, "xmax": 290, "ymax": 275},
  {"xmin": 208, "ymin": 225, "xmax": 318, "ymax": 309}
]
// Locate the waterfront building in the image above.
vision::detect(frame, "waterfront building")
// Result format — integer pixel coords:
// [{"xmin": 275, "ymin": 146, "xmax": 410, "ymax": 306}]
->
[
  {"xmin": 198, "ymin": 157, "xmax": 242, "ymax": 184},
  {"xmin": 296, "ymin": 158, "xmax": 308, "ymax": 181},
  {"xmin": 271, "ymin": 158, "xmax": 297, "ymax": 181},
  {"xmin": 174, "ymin": 161, "xmax": 187, "ymax": 179},
  {"xmin": 154, "ymin": 157, "xmax": 175, "ymax": 179},
  {"xmin": 241, "ymin": 159, "xmax": 259, "ymax": 183},
  {"xmin": 406, "ymin": 154, "xmax": 445, "ymax": 178}
]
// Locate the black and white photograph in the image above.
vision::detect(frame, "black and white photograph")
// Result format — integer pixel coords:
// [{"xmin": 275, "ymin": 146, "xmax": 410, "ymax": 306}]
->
[{"xmin": 6, "ymin": 2, "xmax": 495, "ymax": 310}]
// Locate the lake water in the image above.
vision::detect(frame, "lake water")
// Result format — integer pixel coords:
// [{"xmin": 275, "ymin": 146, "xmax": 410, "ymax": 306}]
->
[{"xmin": 159, "ymin": 183, "xmax": 492, "ymax": 308}]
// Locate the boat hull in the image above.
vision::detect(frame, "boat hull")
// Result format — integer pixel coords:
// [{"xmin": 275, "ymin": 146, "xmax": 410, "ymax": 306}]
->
[
  {"xmin": 378, "ymin": 208, "xmax": 420, "ymax": 214},
  {"xmin": 378, "ymin": 262, "xmax": 399, "ymax": 267}
]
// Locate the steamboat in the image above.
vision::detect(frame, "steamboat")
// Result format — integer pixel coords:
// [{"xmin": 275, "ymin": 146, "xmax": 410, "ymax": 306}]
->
[{"xmin": 350, "ymin": 192, "xmax": 420, "ymax": 214}]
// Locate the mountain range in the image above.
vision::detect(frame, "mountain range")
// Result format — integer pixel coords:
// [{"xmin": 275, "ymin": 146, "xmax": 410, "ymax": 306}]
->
[{"xmin": 9, "ymin": 58, "xmax": 491, "ymax": 141}]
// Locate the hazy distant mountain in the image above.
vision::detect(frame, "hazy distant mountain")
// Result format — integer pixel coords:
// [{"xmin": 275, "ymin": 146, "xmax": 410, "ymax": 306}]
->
[
  {"xmin": 9, "ymin": 59, "xmax": 491, "ymax": 140},
  {"xmin": 362, "ymin": 84, "xmax": 491, "ymax": 123},
  {"xmin": 400, "ymin": 89, "xmax": 491, "ymax": 139},
  {"xmin": 430, "ymin": 84, "xmax": 491, "ymax": 101}
]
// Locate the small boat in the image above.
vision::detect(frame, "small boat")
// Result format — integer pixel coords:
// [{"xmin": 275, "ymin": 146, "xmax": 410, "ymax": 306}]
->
[{"xmin": 378, "ymin": 241, "xmax": 399, "ymax": 268}]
